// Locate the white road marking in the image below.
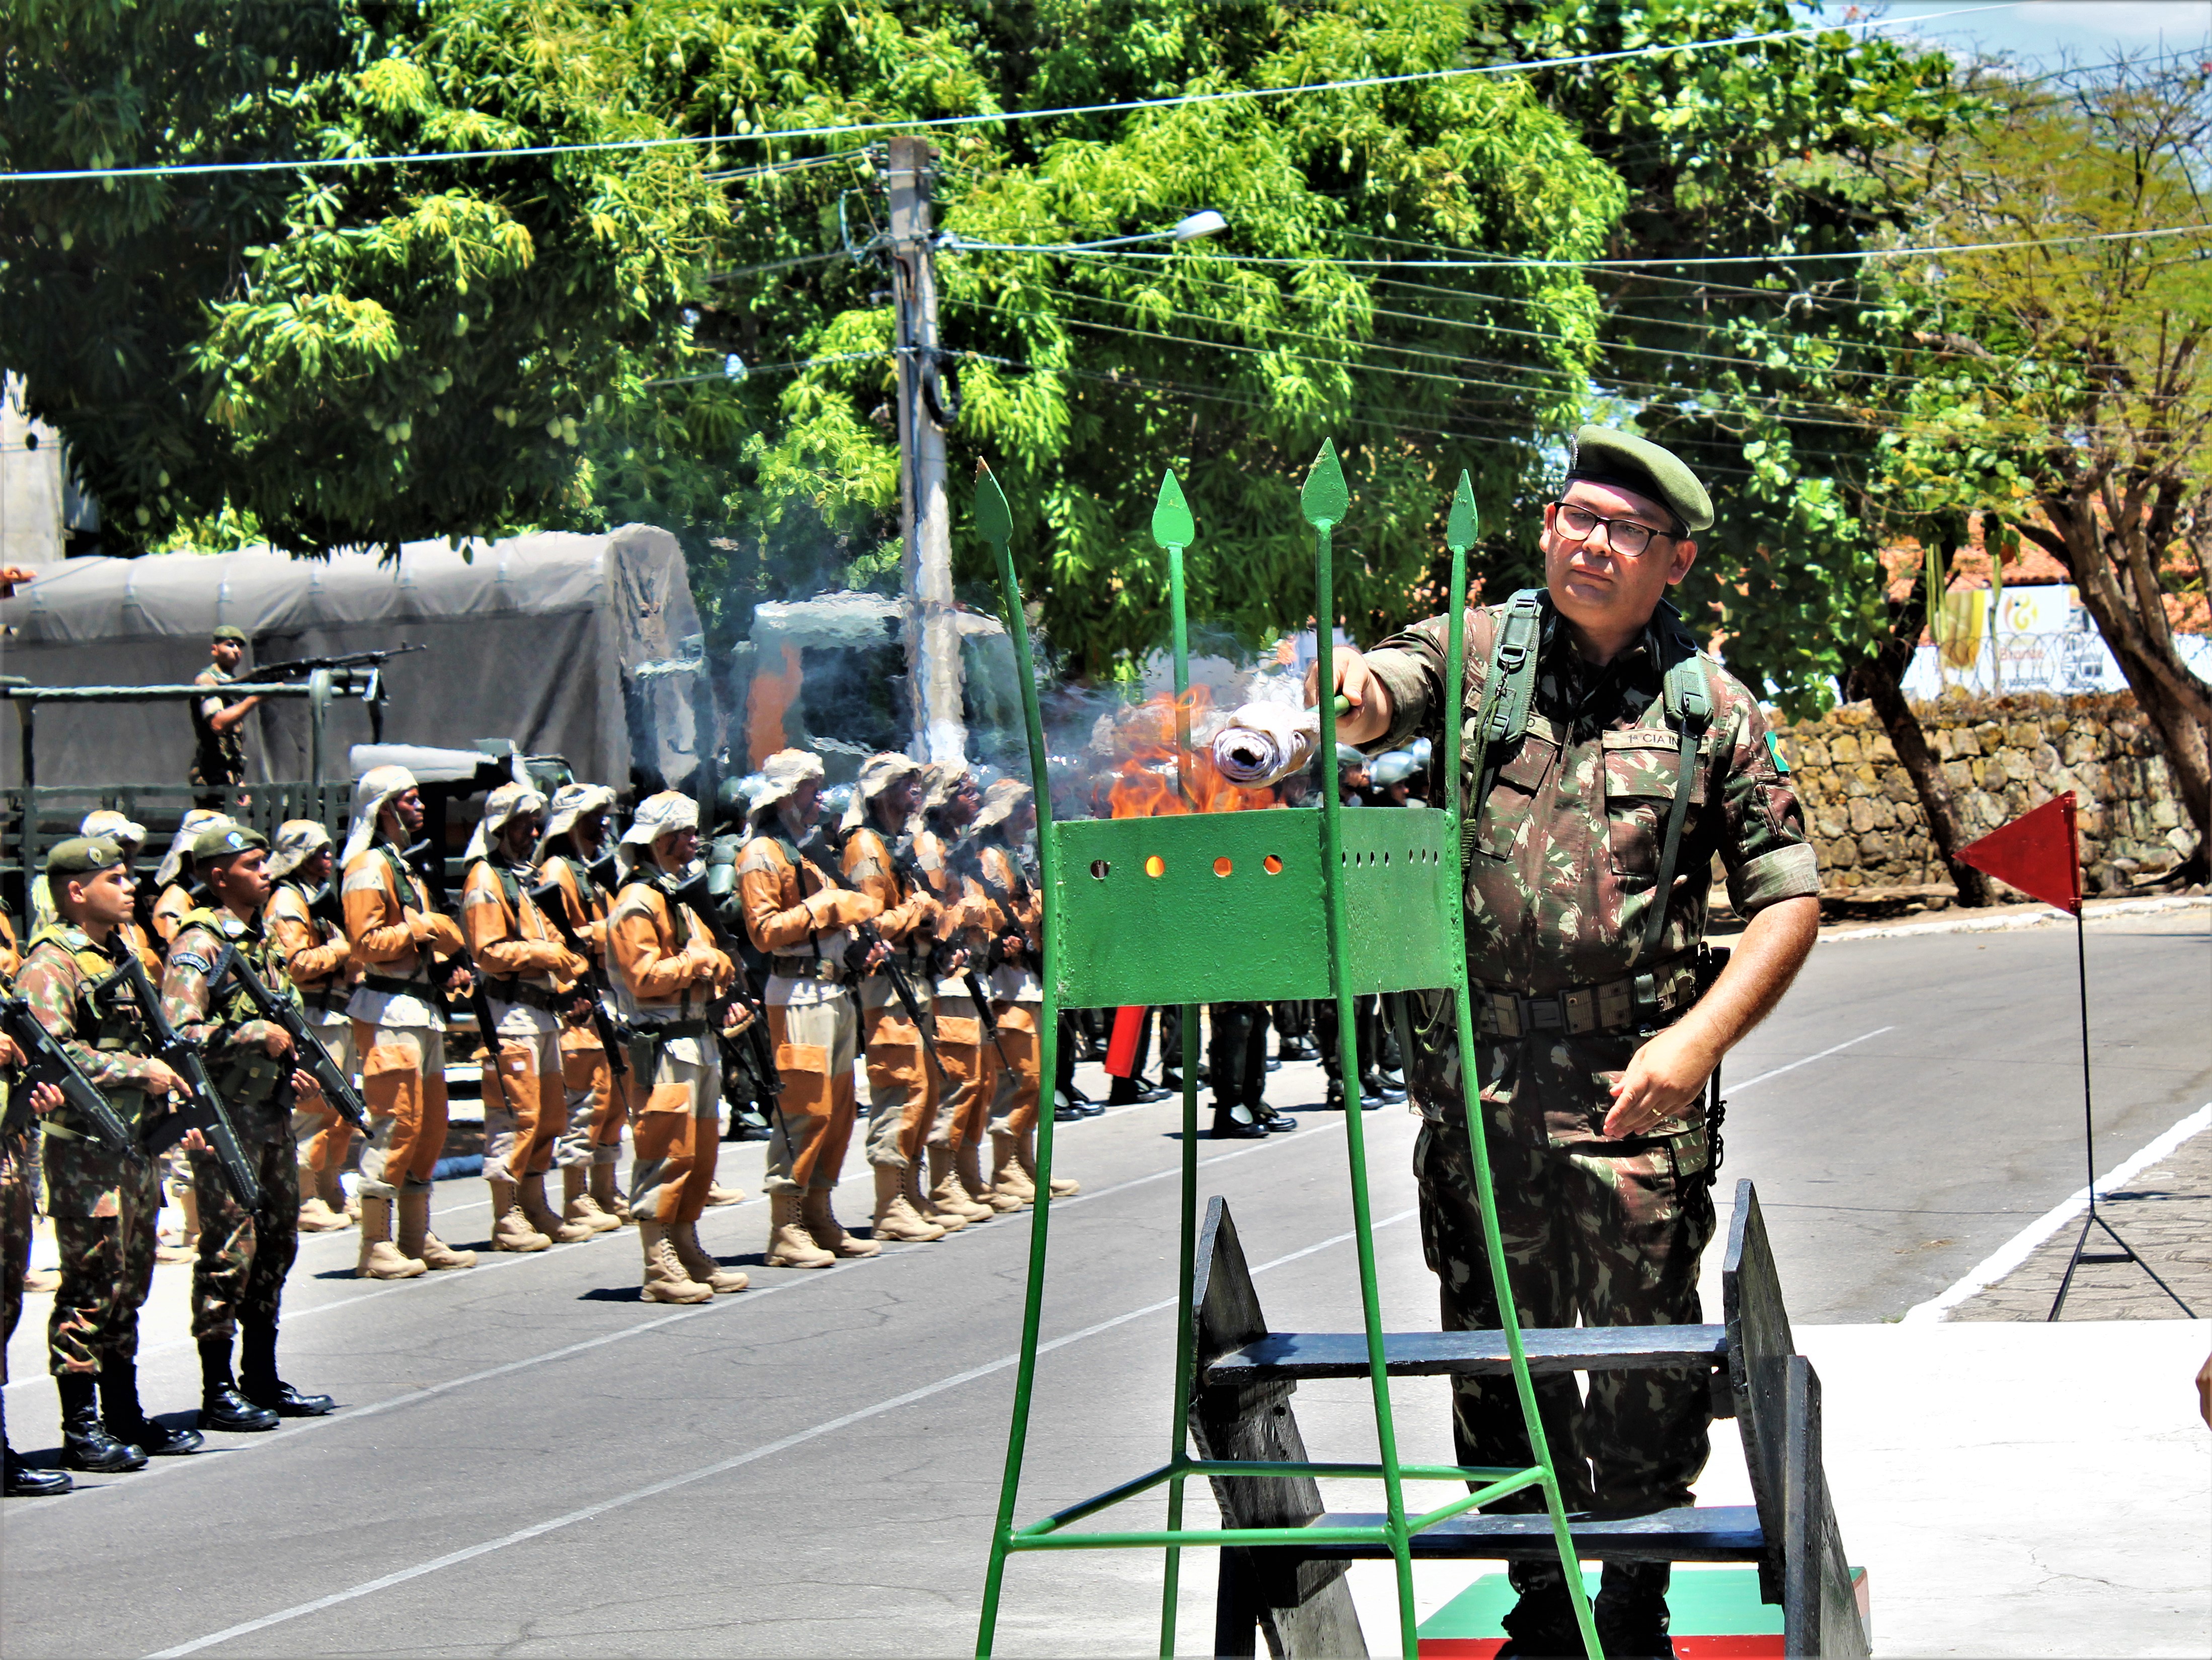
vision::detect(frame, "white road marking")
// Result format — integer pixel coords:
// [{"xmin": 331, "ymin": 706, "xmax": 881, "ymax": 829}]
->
[
  {"xmin": 1902, "ymin": 1099, "xmax": 2212, "ymax": 1323},
  {"xmin": 146, "ymin": 1208, "xmax": 1417, "ymax": 1658},
  {"xmin": 1725, "ymin": 1025, "xmax": 1893, "ymax": 1092}
]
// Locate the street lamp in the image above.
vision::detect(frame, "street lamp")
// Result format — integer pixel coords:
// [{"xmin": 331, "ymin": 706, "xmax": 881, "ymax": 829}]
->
[{"xmin": 941, "ymin": 210, "xmax": 1230, "ymax": 255}]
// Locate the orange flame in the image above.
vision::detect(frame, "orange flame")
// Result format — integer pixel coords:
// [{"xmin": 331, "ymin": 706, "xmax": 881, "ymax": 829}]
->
[{"xmin": 1101, "ymin": 689, "xmax": 1275, "ymax": 817}]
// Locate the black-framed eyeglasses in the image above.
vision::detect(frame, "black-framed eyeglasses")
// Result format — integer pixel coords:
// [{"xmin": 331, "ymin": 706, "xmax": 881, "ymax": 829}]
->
[{"xmin": 1550, "ymin": 501, "xmax": 1676, "ymax": 557}]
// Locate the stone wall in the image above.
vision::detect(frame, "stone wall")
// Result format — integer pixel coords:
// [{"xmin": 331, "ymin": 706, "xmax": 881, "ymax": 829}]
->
[{"xmin": 1770, "ymin": 693, "xmax": 2196, "ymax": 896}]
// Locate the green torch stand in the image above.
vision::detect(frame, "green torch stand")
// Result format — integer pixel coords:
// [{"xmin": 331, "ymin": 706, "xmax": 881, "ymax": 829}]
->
[{"xmin": 971, "ymin": 445, "xmax": 1602, "ymax": 1658}]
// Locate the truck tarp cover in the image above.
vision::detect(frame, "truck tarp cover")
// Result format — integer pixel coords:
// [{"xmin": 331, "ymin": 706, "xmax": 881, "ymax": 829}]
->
[{"xmin": 2, "ymin": 525, "xmax": 701, "ymax": 789}]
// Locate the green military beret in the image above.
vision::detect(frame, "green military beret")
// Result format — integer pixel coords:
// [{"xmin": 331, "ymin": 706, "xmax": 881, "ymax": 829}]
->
[
  {"xmin": 191, "ymin": 823, "xmax": 270, "ymax": 863},
  {"xmin": 1566, "ymin": 426, "xmax": 1713, "ymax": 535},
  {"xmin": 211, "ymin": 624, "xmax": 250, "ymax": 644},
  {"xmin": 46, "ymin": 836, "xmax": 127, "ymax": 877}
]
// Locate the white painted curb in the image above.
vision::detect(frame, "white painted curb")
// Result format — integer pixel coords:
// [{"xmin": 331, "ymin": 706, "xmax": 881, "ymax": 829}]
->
[
  {"xmin": 1820, "ymin": 891, "xmax": 2207, "ymax": 944},
  {"xmin": 1902, "ymin": 1099, "xmax": 2212, "ymax": 1322}
]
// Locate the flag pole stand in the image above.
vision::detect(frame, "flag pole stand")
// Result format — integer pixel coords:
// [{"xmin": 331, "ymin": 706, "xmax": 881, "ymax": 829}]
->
[{"xmin": 2045, "ymin": 904, "xmax": 2194, "ymax": 1320}]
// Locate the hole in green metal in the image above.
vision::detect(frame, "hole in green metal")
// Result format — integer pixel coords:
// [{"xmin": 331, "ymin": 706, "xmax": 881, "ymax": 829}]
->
[
  {"xmin": 1144, "ymin": 854, "xmax": 1165, "ymax": 878},
  {"xmin": 1263, "ymin": 855, "xmax": 1283, "ymax": 874},
  {"xmin": 1213, "ymin": 856, "xmax": 1232, "ymax": 877},
  {"xmin": 1089, "ymin": 859, "xmax": 1110, "ymax": 879}
]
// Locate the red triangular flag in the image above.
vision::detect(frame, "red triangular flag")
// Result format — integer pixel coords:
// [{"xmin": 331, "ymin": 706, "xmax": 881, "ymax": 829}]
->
[{"xmin": 1957, "ymin": 792, "xmax": 2081, "ymax": 914}]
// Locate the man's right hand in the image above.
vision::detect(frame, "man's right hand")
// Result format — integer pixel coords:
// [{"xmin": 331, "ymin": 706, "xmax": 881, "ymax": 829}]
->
[
  {"xmin": 1303, "ymin": 645, "xmax": 1393, "ymax": 745},
  {"xmin": 143, "ymin": 1060, "xmax": 187, "ymax": 1099}
]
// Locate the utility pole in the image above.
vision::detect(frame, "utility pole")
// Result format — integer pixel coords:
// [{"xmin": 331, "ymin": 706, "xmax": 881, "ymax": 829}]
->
[{"xmin": 887, "ymin": 136, "xmax": 966, "ymax": 764}]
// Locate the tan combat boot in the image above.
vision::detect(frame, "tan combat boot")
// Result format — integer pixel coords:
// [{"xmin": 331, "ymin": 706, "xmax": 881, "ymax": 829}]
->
[
  {"xmin": 704, "ymin": 1181, "xmax": 746, "ymax": 1207},
  {"xmin": 563, "ymin": 1165, "xmax": 621, "ymax": 1234},
  {"xmin": 1017, "ymin": 1129, "xmax": 1080, "ymax": 1198},
  {"xmin": 800, "ymin": 1186, "xmax": 880, "ymax": 1258},
  {"xmin": 489, "ymin": 1177, "xmax": 550, "ymax": 1252},
  {"xmin": 958, "ymin": 1138, "xmax": 1022, "ymax": 1214},
  {"xmin": 872, "ymin": 1163, "xmax": 945, "ymax": 1242},
  {"xmin": 671, "ymin": 1222, "xmax": 750, "ymax": 1292},
  {"xmin": 764, "ymin": 1191, "xmax": 835, "ymax": 1269},
  {"xmin": 907, "ymin": 1155, "xmax": 966, "ymax": 1233},
  {"xmin": 928, "ymin": 1145, "xmax": 994, "ymax": 1223},
  {"xmin": 355, "ymin": 1195, "xmax": 427, "ymax": 1280},
  {"xmin": 297, "ymin": 1194, "xmax": 349, "ymax": 1233},
  {"xmin": 519, "ymin": 1172, "xmax": 592, "ymax": 1243},
  {"xmin": 398, "ymin": 1189, "xmax": 478, "ymax": 1270},
  {"xmin": 589, "ymin": 1161, "xmax": 632, "ymax": 1225},
  {"xmin": 990, "ymin": 1131, "xmax": 1038, "ymax": 1205},
  {"xmin": 638, "ymin": 1221, "xmax": 711, "ymax": 1304}
]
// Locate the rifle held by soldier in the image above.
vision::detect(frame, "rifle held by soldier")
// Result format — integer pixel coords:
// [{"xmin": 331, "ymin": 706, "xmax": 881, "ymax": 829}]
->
[
  {"xmin": 99, "ymin": 949, "xmax": 262, "ymax": 1210},
  {"xmin": 667, "ymin": 871, "xmax": 781, "ymax": 1102},
  {"xmin": 0, "ymin": 994, "xmax": 141, "ymax": 1160},
  {"xmin": 525, "ymin": 872, "xmax": 635, "ymax": 1078},
  {"xmin": 209, "ymin": 951, "xmax": 371, "ymax": 1135}
]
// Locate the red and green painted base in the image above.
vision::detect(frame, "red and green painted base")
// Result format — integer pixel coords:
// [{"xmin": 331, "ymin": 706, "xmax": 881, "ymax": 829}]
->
[{"xmin": 1414, "ymin": 1565, "xmax": 1869, "ymax": 1658}]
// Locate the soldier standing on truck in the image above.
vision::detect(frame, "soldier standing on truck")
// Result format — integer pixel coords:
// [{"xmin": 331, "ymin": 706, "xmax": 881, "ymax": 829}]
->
[{"xmin": 190, "ymin": 627, "xmax": 261, "ymax": 804}]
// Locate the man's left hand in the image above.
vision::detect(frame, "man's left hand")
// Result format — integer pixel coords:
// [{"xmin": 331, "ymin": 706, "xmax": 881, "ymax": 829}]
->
[{"xmin": 1603, "ymin": 1024, "xmax": 1716, "ymax": 1140}]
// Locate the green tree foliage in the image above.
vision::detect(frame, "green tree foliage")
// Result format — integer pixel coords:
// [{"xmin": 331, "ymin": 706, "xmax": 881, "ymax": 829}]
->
[
  {"xmin": 1, "ymin": 0, "xmax": 726, "ymax": 555},
  {"xmin": 1501, "ymin": 0, "xmax": 1969, "ymax": 717},
  {"xmin": 638, "ymin": 0, "xmax": 1625, "ymax": 677},
  {"xmin": 1879, "ymin": 61, "xmax": 2212, "ymax": 857}
]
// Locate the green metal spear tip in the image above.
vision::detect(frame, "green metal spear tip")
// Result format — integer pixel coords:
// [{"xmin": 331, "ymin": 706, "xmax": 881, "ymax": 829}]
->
[
  {"xmin": 1300, "ymin": 438, "xmax": 1350, "ymax": 530},
  {"xmin": 1446, "ymin": 470, "xmax": 1479, "ymax": 556},
  {"xmin": 1150, "ymin": 468, "xmax": 1195, "ymax": 551},
  {"xmin": 974, "ymin": 459, "xmax": 1012, "ymax": 547}
]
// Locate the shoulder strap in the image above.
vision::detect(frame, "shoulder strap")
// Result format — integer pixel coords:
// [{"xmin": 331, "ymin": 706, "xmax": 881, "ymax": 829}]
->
[
  {"xmin": 1639, "ymin": 603, "xmax": 1716, "ymax": 964},
  {"xmin": 1462, "ymin": 590, "xmax": 1547, "ymax": 860}
]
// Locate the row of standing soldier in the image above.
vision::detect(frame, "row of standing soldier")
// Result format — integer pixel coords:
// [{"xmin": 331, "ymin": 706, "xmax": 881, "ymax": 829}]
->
[{"xmin": 0, "ymin": 746, "xmax": 1071, "ymax": 1492}]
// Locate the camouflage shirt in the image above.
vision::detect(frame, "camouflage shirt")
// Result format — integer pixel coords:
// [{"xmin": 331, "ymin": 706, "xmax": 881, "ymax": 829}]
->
[
  {"xmin": 1363, "ymin": 594, "xmax": 1818, "ymax": 993},
  {"xmin": 189, "ymin": 664, "xmax": 250, "ymax": 786},
  {"xmin": 163, "ymin": 906, "xmax": 295, "ymax": 1140},
  {"xmin": 15, "ymin": 926, "xmax": 168, "ymax": 1134}
]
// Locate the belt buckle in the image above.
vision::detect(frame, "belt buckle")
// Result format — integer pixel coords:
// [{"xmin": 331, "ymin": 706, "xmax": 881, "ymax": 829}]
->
[{"xmin": 1523, "ymin": 996, "xmax": 1562, "ymax": 1033}]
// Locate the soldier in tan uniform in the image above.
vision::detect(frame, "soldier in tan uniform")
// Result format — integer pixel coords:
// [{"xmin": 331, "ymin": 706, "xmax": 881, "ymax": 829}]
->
[
  {"xmin": 340, "ymin": 766, "xmax": 475, "ymax": 1279},
  {"xmin": 969, "ymin": 782, "xmax": 1078, "ymax": 1205},
  {"xmin": 265, "ymin": 821, "xmax": 358, "ymax": 1234},
  {"xmin": 534, "ymin": 783, "xmax": 630, "ymax": 1233},
  {"xmin": 461, "ymin": 784, "xmax": 593, "ymax": 1251},
  {"xmin": 910, "ymin": 766, "xmax": 1013, "ymax": 1222},
  {"xmin": 606, "ymin": 793, "xmax": 748, "ymax": 1303},
  {"xmin": 151, "ymin": 809, "xmax": 233, "ymax": 945},
  {"xmin": 834, "ymin": 753, "xmax": 950, "ymax": 1242},
  {"xmin": 735, "ymin": 751, "xmax": 887, "ymax": 1267}
]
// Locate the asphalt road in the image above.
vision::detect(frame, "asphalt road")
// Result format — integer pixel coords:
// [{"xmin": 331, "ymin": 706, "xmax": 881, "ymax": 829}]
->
[{"xmin": 2, "ymin": 903, "xmax": 2204, "ymax": 1658}]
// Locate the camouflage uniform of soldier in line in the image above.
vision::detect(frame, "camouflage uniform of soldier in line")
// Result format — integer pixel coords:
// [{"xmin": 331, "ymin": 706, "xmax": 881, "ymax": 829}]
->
[
  {"xmin": 1323, "ymin": 427, "xmax": 1822, "ymax": 1658},
  {"xmin": 161, "ymin": 822, "xmax": 337, "ymax": 1432}
]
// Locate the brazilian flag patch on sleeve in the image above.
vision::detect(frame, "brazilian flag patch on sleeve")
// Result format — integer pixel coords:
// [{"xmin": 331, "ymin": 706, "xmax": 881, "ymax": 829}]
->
[{"xmin": 1766, "ymin": 731, "xmax": 1790, "ymax": 775}]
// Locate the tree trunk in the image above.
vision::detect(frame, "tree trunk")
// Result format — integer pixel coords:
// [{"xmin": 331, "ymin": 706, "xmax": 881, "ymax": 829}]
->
[
  {"xmin": 2013, "ymin": 507, "xmax": 2212, "ymax": 875},
  {"xmin": 1845, "ymin": 572, "xmax": 1997, "ymax": 906}
]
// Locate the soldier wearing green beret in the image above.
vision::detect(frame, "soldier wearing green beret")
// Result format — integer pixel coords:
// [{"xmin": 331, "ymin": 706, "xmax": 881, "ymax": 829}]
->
[
  {"xmin": 190, "ymin": 626, "xmax": 261, "ymax": 804},
  {"xmin": 160, "ymin": 824, "xmax": 335, "ymax": 1433},
  {"xmin": 1317, "ymin": 427, "xmax": 1822, "ymax": 1656},
  {"xmin": 17, "ymin": 838, "xmax": 203, "ymax": 1473}
]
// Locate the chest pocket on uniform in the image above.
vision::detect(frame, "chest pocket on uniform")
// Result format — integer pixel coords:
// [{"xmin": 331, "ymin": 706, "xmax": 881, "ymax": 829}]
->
[
  {"xmin": 1602, "ymin": 730, "xmax": 1699, "ymax": 882},
  {"xmin": 1473, "ymin": 734, "xmax": 1558, "ymax": 860}
]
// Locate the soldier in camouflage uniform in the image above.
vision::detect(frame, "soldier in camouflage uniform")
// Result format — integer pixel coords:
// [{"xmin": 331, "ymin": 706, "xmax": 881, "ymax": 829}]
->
[
  {"xmin": 19, "ymin": 837, "xmax": 202, "ymax": 1473},
  {"xmin": 3, "ymin": 1020, "xmax": 70, "ymax": 1495},
  {"xmin": 162, "ymin": 823, "xmax": 337, "ymax": 1433},
  {"xmin": 1321, "ymin": 429, "xmax": 1822, "ymax": 1657},
  {"xmin": 189, "ymin": 625, "xmax": 261, "ymax": 802}
]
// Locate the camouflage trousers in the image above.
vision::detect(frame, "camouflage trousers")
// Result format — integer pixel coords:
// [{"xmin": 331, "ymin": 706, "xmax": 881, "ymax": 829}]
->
[
  {"xmin": 1405, "ymin": 991, "xmax": 1716, "ymax": 1517},
  {"xmin": 44, "ymin": 1137, "xmax": 162, "ymax": 1376},
  {"xmin": 3, "ymin": 1133, "xmax": 31, "ymax": 1386},
  {"xmin": 189, "ymin": 1133, "xmax": 301, "ymax": 1342}
]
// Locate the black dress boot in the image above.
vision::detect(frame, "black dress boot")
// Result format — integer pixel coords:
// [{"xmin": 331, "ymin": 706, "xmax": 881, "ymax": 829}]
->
[
  {"xmin": 197, "ymin": 1337, "xmax": 279, "ymax": 1433},
  {"xmin": 239, "ymin": 1320, "xmax": 335, "ymax": 1417},
  {"xmin": 1493, "ymin": 1561, "xmax": 1585, "ymax": 1658},
  {"xmin": 1595, "ymin": 1561, "xmax": 1675, "ymax": 1658},
  {"xmin": 2, "ymin": 1400, "xmax": 72, "ymax": 1497},
  {"xmin": 100, "ymin": 1360, "xmax": 204, "ymax": 1455},
  {"xmin": 56, "ymin": 1375, "xmax": 146, "ymax": 1473},
  {"xmin": 1210, "ymin": 1102, "xmax": 1268, "ymax": 1140}
]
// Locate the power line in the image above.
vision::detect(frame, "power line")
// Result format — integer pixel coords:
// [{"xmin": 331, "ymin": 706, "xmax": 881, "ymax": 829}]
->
[{"xmin": 0, "ymin": 4, "xmax": 2017, "ymax": 186}]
